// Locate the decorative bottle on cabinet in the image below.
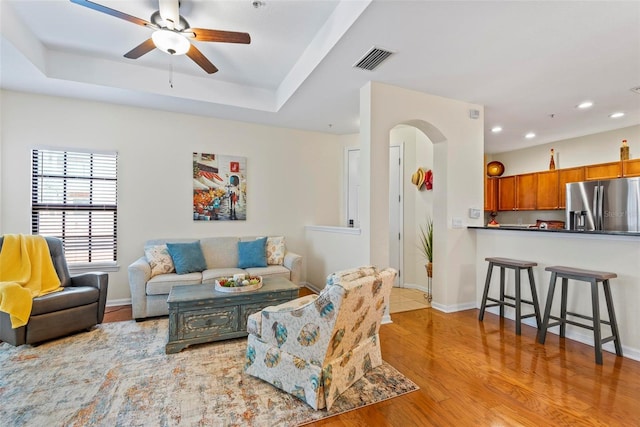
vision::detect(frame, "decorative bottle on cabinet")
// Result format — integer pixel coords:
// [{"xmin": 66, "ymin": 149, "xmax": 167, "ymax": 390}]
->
[
  {"xmin": 621, "ymin": 140, "xmax": 629, "ymax": 160},
  {"xmin": 549, "ymin": 149, "xmax": 556, "ymax": 170}
]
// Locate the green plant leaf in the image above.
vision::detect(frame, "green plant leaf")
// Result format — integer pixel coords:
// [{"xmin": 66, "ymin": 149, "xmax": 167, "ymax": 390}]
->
[{"xmin": 418, "ymin": 216, "xmax": 433, "ymax": 262}]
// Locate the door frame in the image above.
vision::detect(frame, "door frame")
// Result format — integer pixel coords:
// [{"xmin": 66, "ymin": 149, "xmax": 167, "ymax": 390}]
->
[{"xmin": 344, "ymin": 145, "xmax": 404, "ymax": 285}]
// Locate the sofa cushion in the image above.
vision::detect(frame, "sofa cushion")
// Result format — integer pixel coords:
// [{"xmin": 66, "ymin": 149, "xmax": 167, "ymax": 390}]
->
[
  {"xmin": 146, "ymin": 272, "xmax": 202, "ymax": 295},
  {"xmin": 238, "ymin": 237, "xmax": 267, "ymax": 268},
  {"xmin": 201, "ymin": 268, "xmax": 247, "ymax": 284},
  {"xmin": 265, "ymin": 236, "xmax": 285, "ymax": 265},
  {"xmin": 244, "ymin": 265, "xmax": 291, "ymax": 279},
  {"xmin": 144, "ymin": 244, "xmax": 175, "ymax": 277},
  {"xmin": 166, "ymin": 241, "xmax": 207, "ymax": 274},
  {"xmin": 200, "ymin": 237, "xmax": 239, "ymax": 269},
  {"xmin": 31, "ymin": 287, "xmax": 100, "ymax": 316}
]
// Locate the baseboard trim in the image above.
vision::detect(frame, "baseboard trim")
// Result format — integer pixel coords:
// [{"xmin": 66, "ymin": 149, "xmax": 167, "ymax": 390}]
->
[
  {"xmin": 483, "ymin": 307, "xmax": 640, "ymax": 362},
  {"xmin": 106, "ymin": 298, "xmax": 131, "ymax": 307},
  {"xmin": 303, "ymin": 281, "xmax": 323, "ymax": 294}
]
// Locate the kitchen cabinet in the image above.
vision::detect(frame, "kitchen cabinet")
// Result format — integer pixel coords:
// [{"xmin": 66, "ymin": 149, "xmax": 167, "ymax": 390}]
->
[
  {"xmin": 536, "ymin": 170, "xmax": 559, "ymax": 209},
  {"xmin": 492, "ymin": 158, "xmax": 639, "ymax": 212},
  {"xmin": 497, "ymin": 174, "xmax": 537, "ymax": 211},
  {"xmin": 585, "ymin": 161, "xmax": 621, "ymax": 180},
  {"xmin": 517, "ymin": 173, "xmax": 537, "ymax": 210},
  {"xmin": 558, "ymin": 166, "xmax": 586, "ymax": 208},
  {"xmin": 497, "ymin": 176, "xmax": 516, "ymax": 211},
  {"xmin": 484, "ymin": 177, "xmax": 497, "ymax": 211},
  {"xmin": 622, "ymin": 159, "xmax": 640, "ymax": 177}
]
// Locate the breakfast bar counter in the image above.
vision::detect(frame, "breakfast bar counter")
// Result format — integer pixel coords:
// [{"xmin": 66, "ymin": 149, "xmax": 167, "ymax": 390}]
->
[{"xmin": 471, "ymin": 226, "xmax": 640, "ymax": 361}]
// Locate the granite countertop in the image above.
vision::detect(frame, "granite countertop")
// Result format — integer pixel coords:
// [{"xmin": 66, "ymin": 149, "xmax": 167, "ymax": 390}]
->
[{"xmin": 468, "ymin": 225, "xmax": 640, "ymax": 237}]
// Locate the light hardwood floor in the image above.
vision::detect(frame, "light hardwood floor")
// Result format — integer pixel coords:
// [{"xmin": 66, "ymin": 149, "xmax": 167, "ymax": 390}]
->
[{"xmin": 104, "ymin": 288, "xmax": 640, "ymax": 426}]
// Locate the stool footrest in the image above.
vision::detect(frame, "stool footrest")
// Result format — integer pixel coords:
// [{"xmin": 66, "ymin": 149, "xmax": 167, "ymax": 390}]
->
[
  {"xmin": 549, "ymin": 315, "xmax": 594, "ymax": 331},
  {"xmin": 566, "ymin": 311, "xmax": 612, "ymax": 326},
  {"xmin": 486, "ymin": 297, "xmax": 515, "ymax": 309},
  {"xmin": 499, "ymin": 295, "xmax": 538, "ymax": 306}
]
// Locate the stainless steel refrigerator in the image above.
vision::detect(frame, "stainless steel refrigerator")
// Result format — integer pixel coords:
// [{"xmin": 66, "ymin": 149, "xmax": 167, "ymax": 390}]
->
[{"xmin": 566, "ymin": 177, "xmax": 640, "ymax": 232}]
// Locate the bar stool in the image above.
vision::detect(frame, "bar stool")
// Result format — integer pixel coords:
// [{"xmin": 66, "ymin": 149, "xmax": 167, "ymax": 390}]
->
[
  {"xmin": 537, "ymin": 266, "xmax": 623, "ymax": 365},
  {"xmin": 479, "ymin": 257, "xmax": 542, "ymax": 335}
]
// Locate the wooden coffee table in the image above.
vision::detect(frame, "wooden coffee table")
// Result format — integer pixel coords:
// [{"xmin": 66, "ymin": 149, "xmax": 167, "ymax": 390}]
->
[{"xmin": 165, "ymin": 276, "xmax": 299, "ymax": 354}]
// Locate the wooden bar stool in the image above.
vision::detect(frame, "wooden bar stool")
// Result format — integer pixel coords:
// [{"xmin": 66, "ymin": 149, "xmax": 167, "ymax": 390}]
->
[
  {"xmin": 537, "ymin": 266, "xmax": 623, "ymax": 365},
  {"xmin": 479, "ymin": 257, "xmax": 542, "ymax": 335}
]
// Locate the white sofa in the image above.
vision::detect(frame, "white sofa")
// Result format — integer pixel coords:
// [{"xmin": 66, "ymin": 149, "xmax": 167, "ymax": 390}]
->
[{"xmin": 128, "ymin": 236, "xmax": 302, "ymax": 320}]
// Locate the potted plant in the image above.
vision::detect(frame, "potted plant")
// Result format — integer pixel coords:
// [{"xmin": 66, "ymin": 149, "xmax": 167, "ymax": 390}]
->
[{"xmin": 418, "ymin": 216, "xmax": 433, "ymax": 278}]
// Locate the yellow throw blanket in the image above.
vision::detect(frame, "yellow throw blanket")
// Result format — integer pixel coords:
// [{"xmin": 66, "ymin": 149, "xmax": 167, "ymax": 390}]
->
[{"xmin": 0, "ymin": 234, "xmax": 62, "ymax": 328}]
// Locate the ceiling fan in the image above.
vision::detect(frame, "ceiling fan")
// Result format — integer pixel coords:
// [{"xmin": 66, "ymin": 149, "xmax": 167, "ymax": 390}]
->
[{"xmin": 70, "ymin": 0, "xmax": 251, "ymax": 74}]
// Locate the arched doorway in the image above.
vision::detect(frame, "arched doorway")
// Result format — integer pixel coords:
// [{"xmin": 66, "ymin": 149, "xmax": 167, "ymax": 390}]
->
[{"xmin": 388, "ymin": 124, "xmax": 436, "ymax": 313}]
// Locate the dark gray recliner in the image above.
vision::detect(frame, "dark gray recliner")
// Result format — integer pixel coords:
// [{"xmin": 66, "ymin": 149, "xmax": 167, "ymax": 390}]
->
[{"xmin": 0, "ymin": 236, "xmax": 109, "ymax": 346}]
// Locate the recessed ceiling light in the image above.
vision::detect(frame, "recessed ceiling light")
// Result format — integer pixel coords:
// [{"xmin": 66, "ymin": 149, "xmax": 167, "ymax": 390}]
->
[
  {"xmin": 577, "ymin": 101, "xmax": 593, "ymax": 109},
  {"xmin": 609, "ymin": 112, "xmax": 625, "ymax": 118},
  {"xmin": 491, "ymin": 126, "xmax": 503, "ymax": 133},
  {"xmin": 525, "ymin": 132, "xmax": 536, "ymax": 139}
]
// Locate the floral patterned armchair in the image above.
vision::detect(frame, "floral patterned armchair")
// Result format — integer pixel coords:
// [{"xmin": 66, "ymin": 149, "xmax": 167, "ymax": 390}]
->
[{"xmin": 244, "ymin": 266, "xmax": 397, "ymax": 410}]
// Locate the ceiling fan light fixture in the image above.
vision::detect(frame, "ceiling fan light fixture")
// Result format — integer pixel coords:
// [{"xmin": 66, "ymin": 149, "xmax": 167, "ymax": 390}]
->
[{"xmin": 152, "ymin": 29, "xmax": 190, "ymax": 55}]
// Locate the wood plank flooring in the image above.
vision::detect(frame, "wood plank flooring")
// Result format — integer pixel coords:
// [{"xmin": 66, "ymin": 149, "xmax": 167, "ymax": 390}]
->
[{"xmin": 103, "ymin": 289, "xmax": 640, "ymax": 426}]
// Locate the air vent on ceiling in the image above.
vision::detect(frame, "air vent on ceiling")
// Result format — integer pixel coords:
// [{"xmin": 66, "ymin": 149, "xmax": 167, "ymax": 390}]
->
[{"xmin": 353, "ymin": 46, "xmax": 395, "ymax": 71}]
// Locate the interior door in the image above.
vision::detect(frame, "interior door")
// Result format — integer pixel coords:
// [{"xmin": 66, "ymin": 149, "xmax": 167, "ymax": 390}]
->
[
  {"xmin": 347, "ymin": 149, "xmax": 360, "ymax": 228},
  {"xmin": 388, "ymin": 145, "xmax": 402, "ymax": 286},
  {"xmin": 345, "ymin": 146, "xmax": 403, "ymax": 286}
]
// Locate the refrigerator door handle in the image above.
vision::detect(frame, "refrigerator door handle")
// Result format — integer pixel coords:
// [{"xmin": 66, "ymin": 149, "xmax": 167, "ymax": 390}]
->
[
  {"xmin": 598, "ymin": 185, "xmax": 604, "ymax": 230},
  {"xmin": 593, "ymin": 185, "xmax": 599, "ymax": 230}
]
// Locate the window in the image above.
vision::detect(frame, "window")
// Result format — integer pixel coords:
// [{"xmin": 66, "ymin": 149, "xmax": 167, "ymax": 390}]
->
[{"xmin": 31, "ymin": 148, "xmax": 118, "ymax": 267}]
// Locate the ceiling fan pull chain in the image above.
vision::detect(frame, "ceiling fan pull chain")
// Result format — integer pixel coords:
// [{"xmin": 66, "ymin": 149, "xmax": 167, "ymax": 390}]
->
[{"xmin": 169, "ymin": 58, "xmax": 174, "ymax": 88}]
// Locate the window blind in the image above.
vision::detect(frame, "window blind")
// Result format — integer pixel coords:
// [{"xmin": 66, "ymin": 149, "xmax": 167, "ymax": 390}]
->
[{"xmin": 31, "ymin": 149, "xmax": 118, "ymax": 265}]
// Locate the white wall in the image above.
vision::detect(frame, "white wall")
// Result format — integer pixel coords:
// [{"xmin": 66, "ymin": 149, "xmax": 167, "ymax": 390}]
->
[
  {"xmin": 361, "ymin": 82, "xmax": 484, "ymax": 311},
  {"xmin": 488, "ymin": 125, "xmax": 639, "ymax": 176},
  {"xmin": 0, "ymin": 90, "xmax": 344, "ymax": 301}
]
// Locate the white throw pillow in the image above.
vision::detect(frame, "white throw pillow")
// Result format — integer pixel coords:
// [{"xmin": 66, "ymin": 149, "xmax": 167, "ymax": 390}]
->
[
  {"xmin": 144, "ymin": 244, "xmax": 175, "ymax": 277},
  {"xmin": 265, "ymin": 236, "xmax": 285, "ymax": 265}
]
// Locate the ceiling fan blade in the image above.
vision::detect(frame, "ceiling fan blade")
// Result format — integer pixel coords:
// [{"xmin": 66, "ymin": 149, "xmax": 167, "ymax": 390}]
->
[
  {"xmin": 186, "ymin": 44, "xmax": 218, "ymax": 74},
  {"xmin": 187, "ymin": 29, "xmax": 251, "ymax": 44},
  {"xmin": 124, "ymin": 39, "xmax": 156, "ymax": 59},
  {"xmin": 70, "ymin": 0, "xmax": 155, "ymax": 29},
  {"xmin": 158, "ymin": 0, "xmax": 180, "ymax": 30}
]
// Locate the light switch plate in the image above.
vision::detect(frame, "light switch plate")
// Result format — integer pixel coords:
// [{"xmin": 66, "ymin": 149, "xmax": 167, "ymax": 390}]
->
[
  {"xmin": 452, "ymin": 218, "xmax": 463, "ymax": 228},
  {"xmin": 469, "ymin": 208, "xmax": 481, "ymax": 219}
]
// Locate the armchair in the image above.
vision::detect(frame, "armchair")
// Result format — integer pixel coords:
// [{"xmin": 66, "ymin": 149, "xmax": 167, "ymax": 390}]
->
[
  {"xmin": 0, "ymin": 236, "xmax": 109, "ymax": 346},
  {"xmin": 244, "ymin": 266, "xmax": 396, "ymax": 410}
]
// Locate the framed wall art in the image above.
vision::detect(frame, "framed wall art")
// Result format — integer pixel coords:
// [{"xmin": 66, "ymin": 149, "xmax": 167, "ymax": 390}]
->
[{"xmin": 193, "ymin": 152, "xmax": 246, "ymax": 221}]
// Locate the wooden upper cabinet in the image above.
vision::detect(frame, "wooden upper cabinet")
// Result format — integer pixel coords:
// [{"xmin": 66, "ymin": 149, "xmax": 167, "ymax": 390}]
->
[
  {"xmin": 585, "ymin": 161, "xmax": 621, "ymax": 180},
  {"xmin": 536, "ymin": 170, "xmax": 559, "ymax": 209},
  {"xmin": 622, "ymin": 159, "xmax": 640, "ymax": 177},
  {"xmin": 484, "ymin": 177, "xmax": 498, "ymax": 211},
  {"xmin": 558, "ymin": 166, "xmax": 585, "ymax": 208},
  {"xmin": 517, "ymin": 173, "xmax": 537, "ymax": 210},
  {"xmin": 497, "ymin": 176, "xmax": 516, "ymax": 211}
]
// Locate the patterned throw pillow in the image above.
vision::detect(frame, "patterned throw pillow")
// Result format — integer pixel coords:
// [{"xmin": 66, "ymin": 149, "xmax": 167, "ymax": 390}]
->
[
  {"xmin": 265, "ymin": 236, "xmax": 285, "ymax": 265},
  {"xmin": 144, "ymin": 245, "xmax": 175, "ymax": 278}
]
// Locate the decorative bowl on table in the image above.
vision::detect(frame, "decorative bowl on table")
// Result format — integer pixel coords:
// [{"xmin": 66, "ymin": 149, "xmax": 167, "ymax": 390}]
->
[{"xmin": 215, "ymin": 275, "xmax": 263, "ymax": 293}]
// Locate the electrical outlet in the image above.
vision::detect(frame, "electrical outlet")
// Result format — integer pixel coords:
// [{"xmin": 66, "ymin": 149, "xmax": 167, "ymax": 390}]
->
[{"xmin": 452, "ymin": 218, "xmax": 463, "ymax": 228}]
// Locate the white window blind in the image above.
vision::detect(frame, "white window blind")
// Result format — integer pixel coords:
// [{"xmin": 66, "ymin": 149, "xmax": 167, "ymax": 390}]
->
[{"xmin": 31, "ymin": 149, "xmax": 118, "ymax": 265}]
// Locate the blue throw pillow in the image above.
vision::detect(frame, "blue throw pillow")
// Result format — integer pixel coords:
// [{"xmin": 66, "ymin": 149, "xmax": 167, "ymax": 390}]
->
[
  {"xmin": 166, "ymin": 241, "xmax": 207, "ymax": 275},
  {"xmin": 238, "ymin": 237, "xmax": 267, "ymax": 269}
]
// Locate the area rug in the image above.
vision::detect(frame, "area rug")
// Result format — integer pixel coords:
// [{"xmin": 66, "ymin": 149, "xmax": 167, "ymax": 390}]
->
[{"xmin": 0, "ymin": 319, "xmax": 418, "ymax": 426}]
